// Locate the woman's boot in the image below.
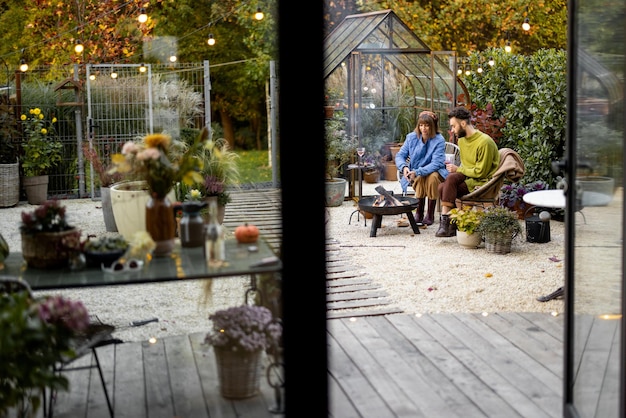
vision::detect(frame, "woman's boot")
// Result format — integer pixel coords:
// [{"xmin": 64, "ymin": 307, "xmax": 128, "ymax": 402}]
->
[
  {"xmin": 414, "ymin": 198, "xmax": 425, "ymax": 224},
  {"xmin": 423, "ymin": 199, "xmax": 437, "ymax": 225},
  {"xmin": 435, "ymin": 214, "xmax": 455, "ymax": 237}
]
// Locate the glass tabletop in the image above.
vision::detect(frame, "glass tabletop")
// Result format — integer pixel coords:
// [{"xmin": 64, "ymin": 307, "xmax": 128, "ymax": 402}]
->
[{"xmin": 1, "ymin": 238, "xmax": 281, "ymax": 290}]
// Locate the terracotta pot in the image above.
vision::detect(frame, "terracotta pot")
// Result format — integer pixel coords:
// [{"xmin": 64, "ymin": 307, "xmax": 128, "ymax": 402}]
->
[
  {"xmin": 363, "ymin": 169, "xmax": 380, "ymax": 184},
  {"xmin": 383, "ymin": 161, "xmax": 398, "ymax": 181}
]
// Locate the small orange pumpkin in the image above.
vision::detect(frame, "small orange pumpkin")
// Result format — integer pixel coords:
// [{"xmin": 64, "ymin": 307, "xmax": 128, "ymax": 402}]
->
[{"xmin": 234, "ymin": 223, "xmax": 259, "ymax": 243}]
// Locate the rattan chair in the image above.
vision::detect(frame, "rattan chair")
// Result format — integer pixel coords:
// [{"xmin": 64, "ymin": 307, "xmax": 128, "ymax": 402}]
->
[{"xmin": 455, "ymin": 148, "xmax": 525, "ymax": 209}]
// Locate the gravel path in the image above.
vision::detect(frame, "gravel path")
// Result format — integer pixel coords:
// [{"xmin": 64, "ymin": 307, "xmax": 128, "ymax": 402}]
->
[{"xmin": 0, "ymin": 180, "xmax": 577, "ymax": 343}]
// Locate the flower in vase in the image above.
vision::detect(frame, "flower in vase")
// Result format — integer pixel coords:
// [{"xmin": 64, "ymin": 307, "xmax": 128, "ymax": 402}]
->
[{"xmin": 110, "ymin": 128, "xmax": 209, "ymax": 198}]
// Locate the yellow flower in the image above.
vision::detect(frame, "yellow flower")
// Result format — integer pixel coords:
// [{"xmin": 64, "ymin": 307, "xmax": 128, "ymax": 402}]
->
[
  {"xmin": 20, "ymin": 114, "xmax": 26, "ymax": 121},
  {"xmin": 144, "ymin": 133, "xmax": 171, "ymax": 149},
  {"xmin": 32, "ymin": 108, "xmax": 41, "ymax": 115},
  {"xmin": 38, "ymin": 114, "xmax": 44, "ymax": 120},
  {"xmin": 52, "ymin": 117, "xmax": 57, "ymax": 123},
  {"xmin": 41, "ymin": 128, "xmax": 47, "ymax": 135}
]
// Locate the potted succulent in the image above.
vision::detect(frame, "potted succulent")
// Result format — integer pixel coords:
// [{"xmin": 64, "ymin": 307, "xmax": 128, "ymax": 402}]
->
[
  {"xmin": 499, "ymin": 180, "xmax": 548, "ymax": 219},
  {"xmin": 476, "ymin": 206, "xmax": 523, "ymax": 254},
  {"xmin": 20, "ymin": 108, "xmax": 63, "ymax": 205},
  {"xmin": 0, "ymin": 291, "xmax": 89, "ymax": 418},
  {"xmin": 448, "ymin": 206, "xmax": 486, "ymax": 248},
  {"xmin": 204, "ymin": 304, "xmax": 282, "ymax": 399}
]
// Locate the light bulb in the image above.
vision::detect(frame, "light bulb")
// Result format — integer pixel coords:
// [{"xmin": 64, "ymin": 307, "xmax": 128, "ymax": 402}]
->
[
  {"xmin": 139, "ymin": 63, "xmax": 147, "ymax": 73},
  {"xmin": 207, "ymin": 34, "xmax": 216, "ymax": 46},
  {"xmin": 477, "ymin": 67, "xmax": 483, "ymax": 73},
  {"xmin": 111, "ymin": 71, "xmax": 118, "ymax": 79},
  {"xmin": 254, "ymin": 7, "xmax": 264, "ymax": 21},
  {"xmin": 138, "ymin": 8, "xmax": 148, "ymax": 23},
  {"xmin": 522, "ymin": 18, "xmax": 531, "ymax": 31},
  {"xmin": 488, "ymin": 57, "xmax": 495, "ymax": 66},
  {"xmin": 89, "ymin": 74, "xmax": 96, "ymax": 81},
  {"xmin": 19, "ymin": 59, "xmax": 28, "ymax": 72},
  {"xmin": 505, "ymin": 42, "xmax": 512, "ymax": 53},
  {"xmin": 169, "ymin": 55, "xmax": 177, "ymax": 63},
  {"xmin": 74, "ymin": 40, "xmax": 84, "ymax": 54}
]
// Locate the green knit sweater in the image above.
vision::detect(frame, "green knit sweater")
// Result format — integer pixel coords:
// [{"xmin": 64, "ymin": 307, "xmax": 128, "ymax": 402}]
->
[{"xmin": 457, "ymin": 131, "xmax": 500, "ymax": 191}]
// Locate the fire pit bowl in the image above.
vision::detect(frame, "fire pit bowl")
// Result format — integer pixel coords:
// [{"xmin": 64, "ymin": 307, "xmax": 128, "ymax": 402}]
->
[{"xmin": 358, "ymin": 196, "xmax": 420, "ymax": 236}]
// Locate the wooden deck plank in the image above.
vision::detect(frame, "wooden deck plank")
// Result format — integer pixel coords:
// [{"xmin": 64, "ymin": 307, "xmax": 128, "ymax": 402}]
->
[
  {"xmin": 434, "ymin": 314, "xmax": 560, "ymax": 417},
  {"xmin": 143, "ymin": 339, "xmax": 175, "ymax": 418},
  {"xmin": 327, "ymin": 321, "xmax": 397, "ymax": 417},
  {"xmin": 113, "ymin": 341, "xmax": 147, "ymax": 418},
  {"xmin": 165, "ymin": 335, "xmax": 208, "ymax": 418}
]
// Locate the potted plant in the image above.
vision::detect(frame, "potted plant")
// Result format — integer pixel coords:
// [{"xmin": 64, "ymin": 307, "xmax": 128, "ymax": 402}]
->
[
  {"xmin": 20, "ymin": 199, "xmax": 82, "ymax": 269},
  {"xmin": 204, "ymin": 304, "xmax": 282, "ymax": 399},
  {"xmin": 0, "ymin": 95, "xmax": 20, "ymax": 207},
  {"xmin": 109, "ymin": 129, "xmax": 208, "ymax": 256},
  {"xmin": 362, "ymin": 152, "xmax": 383, "ymax": 183},
  {"xmin": 448, "ymin": 206, "xmax": 485, "ymax": 248},
  {"xmin": 476, "ymin": 206, "xmax": 522, "ymax": 254},
  {"xmin": 499, "ymin": 180, "xmax": 548, "ymax": 219},
  {"xmin": 325, "ymin": 115, "xmax": 355, "ymax": 206},
  {"xmin": 20, "ymin": 108, "xmax": 63, "ymax": 205},
  {"xmin": 0, "ymin": 291, "xmax": 90, "ymax": 417},
  {"xmin": 81, "ymin": 142, "xmax": 124, "ymax": 232}
]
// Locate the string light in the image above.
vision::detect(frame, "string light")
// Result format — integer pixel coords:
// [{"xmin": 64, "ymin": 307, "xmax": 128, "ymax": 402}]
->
[
  {"xmin": 254, "ymin": 7, "xmax": 264, "ymax": 21},
  {"xmin": 505, "ymin": 41, "xmax": 512, "ymax": 53},
  {"xmin": 138, "ymin": 7, "xmax": 148, "ymax": 23},
  {"xmin": 522, "ymin": 17, "xmax": 530, "ymax": 31},
  {"xmin": 110, "ymin": 70, "xmax": 118, "ymax": 79},
  {"xmin": 169, "ymin": 54, "xmax": 177, "ymax": 63},
  {"xmin": 19, "ymin": 58, "xmax": 28, "ymax": 72},
  {"xmin": 488, "ymin": 57, "xmax": 495, "ymax": 66},
  {"xmin": 139, "ymin": 63, "xmax": 147, "ymax": 73},
  {"xmin": 74, "ymin": 40, "xmax": 84, "ymax": 54},
  {"xmin": 207, "ymin": 33, "xmax": 216, "ymax": 46}
]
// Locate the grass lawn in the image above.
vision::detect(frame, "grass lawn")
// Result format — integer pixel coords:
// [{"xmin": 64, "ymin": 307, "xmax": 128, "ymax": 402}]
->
[{"xmin": 236, "ymin": 149, "xmax": 278, "ymax": 184}]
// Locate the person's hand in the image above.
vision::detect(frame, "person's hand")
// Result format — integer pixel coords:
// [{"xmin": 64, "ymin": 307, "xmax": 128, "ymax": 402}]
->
[
  {"xmin": 446, "ymin": 163, "xmax": 457, "ymax": 173},
  {"xmin": 407, "ymin": 171, "xmax": 416, "ymax": 182}
]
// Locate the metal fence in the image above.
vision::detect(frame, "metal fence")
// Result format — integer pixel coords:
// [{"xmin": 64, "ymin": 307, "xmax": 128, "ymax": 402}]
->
[{"xmin": 12, "ymin": 62, "xmax": 208, "ymax": 199}]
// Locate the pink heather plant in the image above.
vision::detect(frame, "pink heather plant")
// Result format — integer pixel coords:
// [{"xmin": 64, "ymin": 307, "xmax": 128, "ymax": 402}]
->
[
  {"xmin": 37, "ymin": 295, "xmax": 90, "ymax": 334},
  {"xmin": 204, "ymin": 305, "xmax": 282, "ymax": 352}
]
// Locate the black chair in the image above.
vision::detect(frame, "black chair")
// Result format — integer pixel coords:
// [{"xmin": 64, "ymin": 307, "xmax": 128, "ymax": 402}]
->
[{"xmin": 0, "ymin": 276, "xmax": 117, "ymax": 418}]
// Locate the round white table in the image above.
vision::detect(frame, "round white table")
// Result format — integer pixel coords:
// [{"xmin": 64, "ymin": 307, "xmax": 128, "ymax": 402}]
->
[{"xmin": 523, "ymin": 189, "xmax": 565, "ymax": 209}]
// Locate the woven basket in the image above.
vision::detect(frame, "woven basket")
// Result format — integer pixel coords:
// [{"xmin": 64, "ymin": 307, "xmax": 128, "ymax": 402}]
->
[
  {"xmin": 484, "ymin": 232, "xmax": 514, "ymax": 254},
  {"xmin": 21, "ymin": 228, "xmax": 81, "ymax": 269},
  {"xmin": 0, "ymin": 162, "xmax": 19, "ymax": 208},
  {"xmin": 214, "ymin": 347, "xmax": 263, "ymax": 399}
]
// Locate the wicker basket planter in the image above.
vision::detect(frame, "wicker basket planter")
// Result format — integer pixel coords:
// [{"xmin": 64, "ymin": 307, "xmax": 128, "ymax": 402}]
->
[
  {"xmin": 214, "ymin": 347, "xmax": 263, "ymax": 399},
  {"xmin": 484, "ymin": 232, "xmax": 515, "ymax": 254},
  {"xmin": 21, "ymin": 228, "xmax": 81, "ymax": 269},
  {"xmin": 0, "ymin": 161, "xmax": 19, "ymax": 208}
]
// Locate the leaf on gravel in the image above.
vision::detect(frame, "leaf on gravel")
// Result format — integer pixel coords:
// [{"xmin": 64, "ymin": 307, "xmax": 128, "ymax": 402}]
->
[
  {"xmin": 549, "ymin": 256, "xmax": 561, "ymax": 262},
  {"xmin": 484, "ymin": 273, "xmax": 493, "ymax": 278}
]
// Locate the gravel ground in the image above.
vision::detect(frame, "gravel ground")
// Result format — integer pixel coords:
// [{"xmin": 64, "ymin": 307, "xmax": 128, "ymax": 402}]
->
[{"xmin": 7, "ymin": 179, "xmax": 614, "ymax": 343}]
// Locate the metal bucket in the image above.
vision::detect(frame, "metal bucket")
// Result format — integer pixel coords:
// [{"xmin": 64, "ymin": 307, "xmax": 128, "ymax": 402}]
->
[{"xmin": 525, "ymin": 208, "xmax": 551, "ymax": 243}]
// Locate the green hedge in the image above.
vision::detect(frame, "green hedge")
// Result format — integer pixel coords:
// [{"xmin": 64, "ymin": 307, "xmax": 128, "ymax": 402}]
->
[{"xmin": 462, "ymin": 48, "xmax": 567, "ymax": 186}]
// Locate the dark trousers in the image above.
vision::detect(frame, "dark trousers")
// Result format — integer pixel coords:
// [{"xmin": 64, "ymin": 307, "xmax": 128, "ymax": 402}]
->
[{"xmin": 438, "ymin": 172, "xmax": 469, "ymax": 209}]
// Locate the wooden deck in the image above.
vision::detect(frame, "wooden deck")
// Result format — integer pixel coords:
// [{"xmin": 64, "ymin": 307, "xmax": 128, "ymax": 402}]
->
[
  {"xmin": 25, "ymin": 189, "xmax": 566, "ymax": 417},
  {"xmin": 44, "ymin": 311, "xmax": 563, "ymax": 418}
]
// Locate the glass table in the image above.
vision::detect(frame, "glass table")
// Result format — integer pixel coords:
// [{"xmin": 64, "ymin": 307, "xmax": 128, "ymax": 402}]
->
[{"xmin": 1, "ymin": 238, "xmax": 281, "ymax": 291}]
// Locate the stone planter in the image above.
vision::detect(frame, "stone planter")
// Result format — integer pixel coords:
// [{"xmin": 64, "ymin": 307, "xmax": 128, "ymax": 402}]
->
[
  {"xmin": 100, "ymin": 186, "xmax": 117, "ymax": 232},
  {"xmin": 325, "ymin": 177, "xmax": 346, "ymax": 207},
  {"xmin": 456, "ymin": 230, "xmax": 482, "ymax": 249},
  {"xmin": 23, "ymin": 175, "xmax": 49, "ymax": 205}
]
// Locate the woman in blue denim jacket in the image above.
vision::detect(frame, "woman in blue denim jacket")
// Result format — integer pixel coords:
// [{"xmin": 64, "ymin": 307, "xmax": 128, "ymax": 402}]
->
[{"xmin": 394, "ymin": 111, "xmax": 447, "ymax": 225}]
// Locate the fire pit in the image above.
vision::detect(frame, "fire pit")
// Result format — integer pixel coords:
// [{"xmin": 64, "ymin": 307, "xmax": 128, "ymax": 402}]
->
[{"xmin": 358, "ymin": 194, "xmax": 420, "ymax": 237}]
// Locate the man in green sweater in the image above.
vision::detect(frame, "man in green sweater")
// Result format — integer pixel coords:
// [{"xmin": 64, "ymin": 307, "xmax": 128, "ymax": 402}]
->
[{"xmin": 435, "ymin": 106, "xmax": 500, "ymax": 237}]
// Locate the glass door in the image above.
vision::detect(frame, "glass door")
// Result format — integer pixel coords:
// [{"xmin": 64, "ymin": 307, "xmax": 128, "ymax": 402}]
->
[{"xmin": 565, "ymin": 0, "xmax": 625, "ymax": 416}]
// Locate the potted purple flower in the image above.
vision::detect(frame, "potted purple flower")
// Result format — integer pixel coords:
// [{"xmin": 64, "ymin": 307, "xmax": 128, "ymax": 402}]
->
[{"xmin": 204, "ymin": 304, "xmax": 282, "ymax": 399}]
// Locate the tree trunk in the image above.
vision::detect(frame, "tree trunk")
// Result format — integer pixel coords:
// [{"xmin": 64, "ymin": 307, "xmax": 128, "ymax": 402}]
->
[{"xmin": 219, "ymin": 109, "xmax": 236, "ymax": 150}]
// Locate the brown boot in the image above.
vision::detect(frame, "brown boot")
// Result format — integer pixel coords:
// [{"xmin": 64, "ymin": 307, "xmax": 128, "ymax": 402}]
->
[
  {"xmin": 414, "ymin": 198, "xmax": 425, "ymax": 224},
  {"xmin": 423, "ymin": 199, "xmax": 437, "ymax": 225},
  {"xmin": 435, "ymin": 214, "xmax": 455, "ymax": 237}
]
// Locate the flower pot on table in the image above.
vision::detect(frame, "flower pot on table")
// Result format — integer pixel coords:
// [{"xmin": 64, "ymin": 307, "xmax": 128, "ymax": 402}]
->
[{"xmin": 21, "ymin": 228, "xmax": 81, "ymax": 269}]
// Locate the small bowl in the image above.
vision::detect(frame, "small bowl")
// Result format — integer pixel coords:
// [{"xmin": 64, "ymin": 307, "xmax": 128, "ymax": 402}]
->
[{"xmin": 84, "ymin": 249, "xmax": 125, "ymax": 268}]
